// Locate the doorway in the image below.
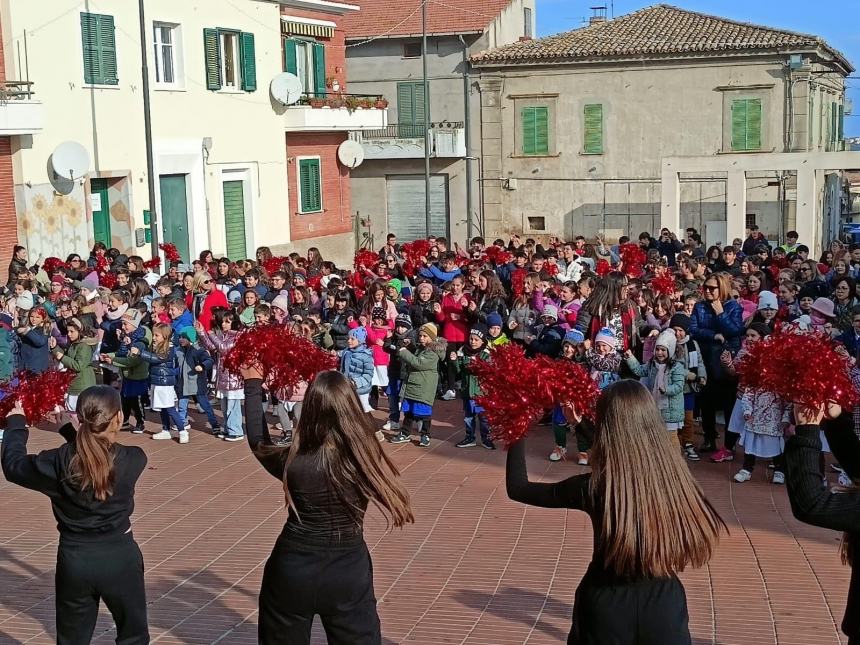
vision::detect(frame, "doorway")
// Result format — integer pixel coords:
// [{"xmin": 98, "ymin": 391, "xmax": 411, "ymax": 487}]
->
[
  {"xmin": 89, "ymin": 178, "xmax": 112, "ymax": 247},
  {"xmin": 159, "ymin": 174, "xmax": 190, "ymax": 263}
]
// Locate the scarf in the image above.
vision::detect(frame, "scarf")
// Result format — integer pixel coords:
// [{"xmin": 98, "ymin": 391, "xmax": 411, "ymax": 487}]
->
[{"xmin": 652, "ymin": 361, "xmax": 669, "ymax": 410}]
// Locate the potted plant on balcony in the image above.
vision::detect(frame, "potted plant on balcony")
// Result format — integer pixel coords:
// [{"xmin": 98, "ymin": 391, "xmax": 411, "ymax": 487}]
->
[
  {"xmin": 308, "ymin": 96, "xmax": 326, "ymax": 108},
  {"xmin": 374, "ymin": 97, "xmax": 389, "ymax": 110},
  {"xmin": 328, "ymin": 94, "xmax": 345, "ymax": 109},
  {"xmin": 344, "ymin": 95, "xmax": 362, "ymax": 112},
  {"xmin": 358, "ymin": 97, "xmax": 374, "ymax": 109}
]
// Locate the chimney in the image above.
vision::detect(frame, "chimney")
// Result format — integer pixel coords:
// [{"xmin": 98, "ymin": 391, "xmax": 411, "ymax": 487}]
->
[{"xmin": 589, "ymin": 5, "xmax": 607, "ymax": 24}]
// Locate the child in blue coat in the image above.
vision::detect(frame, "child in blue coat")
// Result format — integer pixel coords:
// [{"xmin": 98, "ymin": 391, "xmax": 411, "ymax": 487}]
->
[
  {"xmin": 339, "ymin": 326, "xmax": 375, "ymax": 413},
  {"xmin": 132, "ymin": 322, "xmax": 187, "ymax": 443}
]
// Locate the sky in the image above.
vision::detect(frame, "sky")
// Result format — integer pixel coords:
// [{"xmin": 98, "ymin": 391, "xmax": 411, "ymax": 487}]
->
[{"xmin": 535, "ymin": 0, "xmax": 859, "ymax": 137}]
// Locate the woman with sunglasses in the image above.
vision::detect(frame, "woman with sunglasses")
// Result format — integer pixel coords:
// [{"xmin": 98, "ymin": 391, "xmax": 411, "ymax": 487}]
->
[
  {"xmin": 189, "ymin": 271, "xmax": 228, "ymax": 332},
  {"xmin": 64, "ymin": 254, "xmax": 86, "ymax": 282},
  {"xmin": 799, "ymin": 260, "xmax": 832, "ymax": 299},
  {"xmin": 689, "ymin": 273, "xmax": 744, "ymax": 461}
]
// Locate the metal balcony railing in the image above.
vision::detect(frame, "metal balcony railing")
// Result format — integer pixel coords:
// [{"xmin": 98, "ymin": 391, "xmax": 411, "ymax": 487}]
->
[
  {"xmin": 297, "ymin": 92, "xmax": 386, "ymax": 109},
  {"xmin": 362, "ymin": 121, "xmax": 464, "ymax": 139},
  {"xmin": 0, "ymin": 81, "xmax": 35, "ymax": 101}
]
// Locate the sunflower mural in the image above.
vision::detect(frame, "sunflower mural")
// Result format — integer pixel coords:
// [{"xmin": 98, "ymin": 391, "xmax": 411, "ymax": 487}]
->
[{"xmin": 17, "ymin": 185, "xmax": 88, "ymax": 257}]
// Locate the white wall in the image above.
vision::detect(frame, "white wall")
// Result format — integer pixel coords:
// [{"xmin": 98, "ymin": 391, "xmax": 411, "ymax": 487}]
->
[{"xmin": 5, "ymin": 0, "xmax": 289, "ymax": 259}]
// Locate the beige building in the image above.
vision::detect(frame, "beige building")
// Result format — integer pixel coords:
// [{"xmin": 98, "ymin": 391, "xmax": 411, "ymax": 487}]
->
[{"xmin": 471, "ymin": 5, "xmax": 853, "ymax": 248}]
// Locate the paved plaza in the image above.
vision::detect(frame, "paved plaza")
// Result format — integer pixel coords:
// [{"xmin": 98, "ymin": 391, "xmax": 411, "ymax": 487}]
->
[{"xmin": 0, "ymin": 402, "xmax": 851, "ymax": 645}]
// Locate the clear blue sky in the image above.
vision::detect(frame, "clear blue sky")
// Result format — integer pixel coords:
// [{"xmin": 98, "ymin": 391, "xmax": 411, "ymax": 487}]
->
[{"xmin": 536, "ymin": 0, "xmax": 859, "ymax": 137}]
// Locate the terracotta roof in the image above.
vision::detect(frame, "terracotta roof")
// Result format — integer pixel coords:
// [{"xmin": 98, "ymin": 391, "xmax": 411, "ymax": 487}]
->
[
  {"xmin": 471, "ymin": 4, "xmax": 853, "ymax": 71},
  {"xmin": 342, "ymin": 0, "xmax": 512, "ymax": 40}
]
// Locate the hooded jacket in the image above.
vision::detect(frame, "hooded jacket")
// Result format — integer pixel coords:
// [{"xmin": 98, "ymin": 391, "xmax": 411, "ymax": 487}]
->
[
  {"xmin": 57, "ymin": 339, "xmax": 97, "ymax": 395},
  {"xmin": 399, "ymin": 338, "xmax": 447, "ymax": 406},
  {"xmin": 339, "ymin": 344, "xmax": 374, "ymax": 395},
  {"xmin": 110, "ymin": 326, "xmax": 152, "ymax": 382},
  {"xmin": 200, "ymin": 330, "xmax": 243, "ymax": 392}
]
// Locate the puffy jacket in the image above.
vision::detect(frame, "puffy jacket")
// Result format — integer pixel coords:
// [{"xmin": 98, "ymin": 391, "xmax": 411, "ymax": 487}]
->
[
  {"xmin": 138, "ymin": 346, "xmax": 179, "ymax": 386},
  {"xmin": 190, "ymin": 290, "xmax": 229, "ymax": 332},
  {"xmin": 689, "ymin": 298, "xmax": 744, "ymax": 380},
  {"xmin": 327, "ymin": 310, "xmax": 353, "ymax": 351},
  {"xmin": 57, "ymin": 340, "xmax": 97, "ymax": 395},
  {"xmin": 507, "ymin": 302, "xmax": 536, "ymax": 343},
  {"xmin": 626, "ymin": 356, "xmax": 686, "ymax": 424},
  {"xmin": 110, "ymin": 326, "xmax": 151, "ymax": 382},
  {"xmin": 170, "ymin": 309, "xmax": 194, "ymax": 344},
  {"xmin": 176, "ymin": 343, "xmax": 213, "ymax": 397},
  {"xmin": 383, "ymin": 329, "xmax": 417, "ymax": 381},
  {"xmin": 436, "ymin": 293, "xmax": 471, "ymax": 343},
  {"xmin": 18, "ymin": 327, "xmax": 50, "ymax": 373},
  {"xmin": 339, "ymin": 345, "xmax": 374, "ymax": 395},
  {"xmin": 409, "ymin": 300, "xmax": 436, "ymax": 328},
  {"xmin": 365, "ymin": 324, "xmax": 391, "ymax": 367},
  {"xmin": 467, "ymin": 295, "xmax": 509, "ymax": 327},
  {"xmin": 200, "ymin": 330, "xmax": 243, "ymax": 392},
  {"xmin": 99, "ymin": 306, "xmax": 127, "ymax": 353},
  {"xmin": 529, "ymin": 322, "xmax": 564, "ymax": 358},
  {"xmin": 399, "ymin": 338, "xmax": 447, "ymax": 406},
  {"xmin": 453, "ymin": 346, "xmax": 490, "ymax": 399}
]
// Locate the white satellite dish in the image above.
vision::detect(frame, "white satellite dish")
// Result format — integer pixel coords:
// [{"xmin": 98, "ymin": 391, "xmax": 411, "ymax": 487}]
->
[
  {"xmin": 270, "ymin": 72, "xmax": 304, "ymax": 106},
  {"xmin": 337, "ymin": 139, "xmax": 365, "ymax": 169},
  {"xmin": 51, "ymin": 141, "xmax": 90, "ymax": 180}
]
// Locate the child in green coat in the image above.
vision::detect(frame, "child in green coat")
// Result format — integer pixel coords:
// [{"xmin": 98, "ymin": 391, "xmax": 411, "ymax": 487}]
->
[
  {"xmin": 49, "ymin": 318, "xmax": 97, "ymax": 412},
  {"xmin": 454, "ymin": 324, "xmax": 494, "ymax": 450}
]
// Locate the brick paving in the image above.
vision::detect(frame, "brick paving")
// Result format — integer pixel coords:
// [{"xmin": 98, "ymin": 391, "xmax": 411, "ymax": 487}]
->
[{"xmin": 0, "ymin": 400, "xmax": 850, "ymax": 645}]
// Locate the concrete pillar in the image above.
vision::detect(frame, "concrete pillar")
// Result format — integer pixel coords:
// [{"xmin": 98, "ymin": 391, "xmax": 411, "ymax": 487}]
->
[
  {"xmin": 726, "ymin": 169, "xmax": 747, "ymax": 244},
  {"xmin": 796, "ymin": 166, "xmax": 819, "ymax": 256},
  {"xmin": 660, "ymin": 161, "xmax": 680, "ymax": 235}
]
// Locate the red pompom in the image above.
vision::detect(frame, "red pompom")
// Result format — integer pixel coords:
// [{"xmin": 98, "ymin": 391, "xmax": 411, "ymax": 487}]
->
[
  {"xmin": 470, "ymin": 344, "xmax": 600, "ymax": 448},
  {"xmin": 159, "ymin": 243, "xmax": 182, "ymax": 264},
  {"xmin": 401, "ymin": 240, "xmax": 431, "ymax": 278},
  {"xmin": 618, "ymin": 243, "xmax": 646, "ymax": 278},
  {"xmin": 651, "ymin": 273, "xmax": 677, "ymax": 296},
  {"xmin": 484, "ymin": 245, "xmax": 513, "ymax": 267},
  {"xmin": 306, "ymin": 274, "xmax": 322, "ymax": 295},
  {"xmin": 737, "ymin": 326, "xmax": 859, "ymax": 410},
  {"xmin": 0, "ymin": 370, "xmax": 77, "ymax": 427},
  {"xmin": 262, "ymin": 256, "xmax": 288, "ymax": 276},
  {"xmin": 99, "ymin": 272, "xmax": 118, "ymax": 290},
  {"xmin": 353, "ymin": 250, "xmax": 379, "ymax": 272},
  {"xmin": 510, "ymin": 268, "xmax": 528, "ymax": 299},
  {"xmin": 94, "ymin": 255, "xmax": 111, "ymax": 275},
  {"xmin": 42, "ymin": 257, "xmax": 68, "ymax": 276},
  {"xmin": 544, "ymin": 262, "xmax": 559, "ymax": 277},
  {"xmin": 595, "ymin": 258, "xmax": 611, "ymax": 277},
  {"xmin": 143, "ymin": 257, "xmax": 162, "ymax": 271},
  {"xmin": 223, "ymin": 324, "xmax": 337, "ymax": 393}
]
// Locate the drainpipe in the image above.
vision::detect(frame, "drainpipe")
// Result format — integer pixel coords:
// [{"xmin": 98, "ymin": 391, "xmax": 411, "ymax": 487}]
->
[
  {"xmin": 138, "ymin": 0, "xmax": 159, "ymax": 255},
  {"xmin": 459, "ymin": 35, "xmax": 473, "ymax": 242}
]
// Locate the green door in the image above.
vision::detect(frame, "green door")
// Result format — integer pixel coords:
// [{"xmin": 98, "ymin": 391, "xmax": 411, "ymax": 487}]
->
[
  {"xmin": 159, "ymin": 174, "xmax": 190, "ymax": 263},
  {"xmin": 222, "ymin": 180, "xmax": 247, "ymax": 259},
  {"xmin": 89, "ymin": 178, "xmax": 111, "ymax": 247}
]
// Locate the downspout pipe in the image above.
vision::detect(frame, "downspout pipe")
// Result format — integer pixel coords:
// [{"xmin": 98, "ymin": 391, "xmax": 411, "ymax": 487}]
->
[{"xmin": 459, "ymin": 35, "xmax": 473, "ymax": 242}]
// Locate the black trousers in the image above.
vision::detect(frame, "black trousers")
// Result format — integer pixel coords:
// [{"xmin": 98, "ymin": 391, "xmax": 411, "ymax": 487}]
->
[
  {"xmin": 699, "ymin": 379, "xmax": 738, "ymax": 447},
  {"xmin": 259, "ymin": 542, "xmax": 380, "ymax": 644},
  {"xmin": 55, "ymin": 535, "xmax": 148, "ymax": 645},
  {"xmin": 121, "ymin": 395, "xmax": 144, "ymax": 426}
]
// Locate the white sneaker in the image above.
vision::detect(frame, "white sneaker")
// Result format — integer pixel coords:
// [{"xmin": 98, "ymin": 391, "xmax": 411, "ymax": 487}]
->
[
  {"xmin": 441, "ymin": 390, "xmax": 457, "ymax": 401},
  {"xmin": 549, "ymin": 446, "xmax": 567, "ymax": 462},
  {"xmin": 375, "ymin": 430, "xmax": 385, "ymax": 443},
  {"xmin": 733, "ymin": 469, "xmax": 752, "ymax": 483},
  {"xmin": 152, "ymin": 430, "xmax": 172, "ymax": 440},
  {"xmin": 772, "ymin": 471, "xmax": 786, "ymax": 485},
  {"xmin": 382, "ymin": 420, "xmax": 400, "ymax": 431},
  {"xmin": 838, "ymin": 472, "xmax": 852, "ymax": 487},
  {"xmin": 179, "ymin": 430, "xmax": 190, "ymax": 444},
  {"xmin": 184, "ymin": 422, "xmax": 191, "ymax": 431}
]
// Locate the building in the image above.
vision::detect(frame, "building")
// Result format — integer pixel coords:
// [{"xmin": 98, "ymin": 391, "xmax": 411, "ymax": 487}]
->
[
  {"xmin": 470, "ymin": 4, "xmax": 854, "ymax": 249},
  {"xmin": 343, "ymin": 0, "xmax": 534, "ymax": 248}
]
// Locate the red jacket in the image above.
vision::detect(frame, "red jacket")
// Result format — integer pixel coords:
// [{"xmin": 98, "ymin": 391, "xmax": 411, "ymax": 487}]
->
[
  {"xmin": 436, "ymin": 292, "xmax": 471, "ymax": 343},
  {"xmin": 188, "ymin": 290, "xmax": 229, "ymax": 332}
]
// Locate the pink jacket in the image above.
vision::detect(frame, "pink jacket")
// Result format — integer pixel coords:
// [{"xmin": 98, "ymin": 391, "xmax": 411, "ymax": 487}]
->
[
  {"xmin": 365, "ymin": 324, "xmax": 391, "ymax": 366},
  {"xmin": 200, "ymin": 330, "xmax": 243, "ymax": 392}
]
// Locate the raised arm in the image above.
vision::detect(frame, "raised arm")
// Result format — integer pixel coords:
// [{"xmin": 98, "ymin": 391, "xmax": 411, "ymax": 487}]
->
[
  {"xmin": 506, "ymin": 440, "xmax": 590, "ymax": 509},
  {"xmin": 242, "ymin": 377, "xmax": 286, "ymax": 480},
  {"xmin": 0, "ymin": 414, "xmax": 62, "ymax": 495}
]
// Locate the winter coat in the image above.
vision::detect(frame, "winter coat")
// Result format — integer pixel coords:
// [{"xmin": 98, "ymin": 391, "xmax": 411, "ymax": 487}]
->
[
  {"xmin": 741, "ymin": 390, "xmax": 790, "ymax": 437},
  {"xmin": 57, "ymin": 341, "xmax": 96, "ymax": 395},
  {"xmin": 417, "ymin": 264, "xmax": 461, "ymax": 286},
  {"xmin": 18, "ymin": 327, "xmax": 50, "ymax": 373},
  {"xmin": 436, "ymin": 293, "xmax": 471, "ymax": 343},
  {"xmin": 200, "ymin": 330, "xmax": 243, "ymax": 392},
  {"xmin": 507, "ymin": 302, "xmax": 536, "ymax": 343},
  {"xmin": 689, "ymin": 299, "xmax": 744, "ymax": 381},
  {"xmin": 0, "ymin": 329, "xmax": 13, "ymax": 380},
  {"xmin": 176, "ymin": 343, "xmax": 213, "ymax": 397},
  {"xmin": 339, "ymin": 345, "xmax": 374, "ymax": 395},
  {"xmin": 190, "ymin": 289, "xmax": 229, "ymax": 332},
  {"xmin": 98, "ymin": 305, "xmax": 127, "ymax": 353},
  {"xmin": 528, "ymin": 322, "xmax": 564, "ymax": 358},
  {"xmin": 584, "ymin": 348, "xmax": 621, "ymax": 391},
  {"xmin": 674, "ymin": 336, "xmax": 706, "ymax": 394},
  {"xmin": 575, "ymin": 304, "xmax": 637, "ymax": 352},
  {"xmin": 110, "ymin": 326, "xmax": 151, "ymax": 382},
  {"xmin": 626, "ymin": 356, "xmax": 686, "ymax": 424},
  {"xmin": 453, "ymin": 346, "xmax": 490, "ymax": 399},
  {"xmin": 327, "ymin": 310, "xmax": 354, "ymax": 351},
  {"xmin": 409, "ymin": 300, "xmax": 436, "ymax": 329},
  {"xmin": 170, "ymin": 309, "xmax": 194, "ymax": 344},
  {"xmin": 468, "ymin": 295, "xmax": 509, "ymax": 327},
  {"xmin": 399, "ymin": 338, "xmax": 446, "ymax": 406},
  {"xmin": 383, "ymin": 329, "xmax": 417, "ymax": 381},
  {"xmin": 365, "ymin": 324, "xmax": 391, "ymax": 367},
  {"xmin": 138, "ymin": 346, "xmax": 179, "ymax": 387},
  {"xmin": 557, "ymin": 300, "xmax": 580, "ymax": 332}
]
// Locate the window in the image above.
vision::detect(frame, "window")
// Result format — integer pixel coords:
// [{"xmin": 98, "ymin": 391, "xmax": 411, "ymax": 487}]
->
[
  {"xmin": 153, "ymin": 23, "xmax": 182, "ymax": 87},
  {"xmin": 284, "ymin": 38, "xmax": 325, "ymax": 96},
  {"xmin": 203, "ymin": 28, "xmax": 256, "ymax": 92},
  {"xmin": 396, "ymin": 82, "xmax": 426, "ymax": 137},
  {"xmin": 745, "ymin": 213, "xmax": 756, "ymax": 229},
  {"xmin": 583, "ymin": 103, "xmax": 603, "ymax": 154},
  {"xmin": 730, "ymin": 98, "xmax": 762, "ymax": 151},
  {"xmin": 521, "ymin": 106, "xmax": 549, "ymax": 155},
  {"xmin": 403, "ymin": 42, "xmax": 422, "ymax": 58},
  {"xmin": 524, "ymin": 7, "xmax": 533, "ymax": 38},
  {"xmin": 80, "ymin": 12, "xmax": 118, "ymax": 85},
  {"xmin": 298, "ymin": 158, "xmax": 322, "ymax": 213}
]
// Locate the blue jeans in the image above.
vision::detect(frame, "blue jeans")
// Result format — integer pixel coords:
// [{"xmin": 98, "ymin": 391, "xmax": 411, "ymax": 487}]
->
[
  {"xmin": 387, "ymin": 377, "xmax": 402, "ymax": 422},
  {"xmin": 179, "ymin": 395, "xmax": 219, "ymax": 429},
  {"xmin": 160, "ymin": 407, "xmax": 185, "ymax": 432},
  {"xmin": 220, "ymin": 397, "xmax": 243, "ymax": 437},
  {"xmin": 462, "ymin": 398, "xmax": 489, "ymax": 440}
]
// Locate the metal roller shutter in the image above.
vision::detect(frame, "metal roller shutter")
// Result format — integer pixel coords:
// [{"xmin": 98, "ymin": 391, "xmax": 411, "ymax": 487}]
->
[{"xmin": 385, "ymin": 174, "xmax": 449, "ymax": 241}]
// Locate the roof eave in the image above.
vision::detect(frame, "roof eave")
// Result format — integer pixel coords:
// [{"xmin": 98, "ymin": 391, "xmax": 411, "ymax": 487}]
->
[{"xmin": 346, "ymin": 29, "xmax": 483, "ymax": 41}]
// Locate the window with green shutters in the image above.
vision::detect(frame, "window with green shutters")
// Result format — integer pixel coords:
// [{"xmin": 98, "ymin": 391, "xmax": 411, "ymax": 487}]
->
[
  {"xmin": 521, "ymin": 106, "xmax": 549, "ymax": 156},
  {"xmin": 203, "ymin": 28, "xmax": 256, "ymax": 92},
  {"xmin": 583, "ymin": 104, "xmax": 603, "ymax": 154},
  {"xmin": 222, "ymin": 180, "xmax": 247, "ymax": 259},
  {"xmin": 396, "ymin": 82, "xmax": 427, "ymax": 137},
  {"xmin": 298, "ymin": 158, "xmax": 322, "ymax": 213},
  {"xmin": 283, "ymin": 38, "xmax": 326, "ymax": 97},
  {"xmin": 730, "ymin": 98, "xmax": 762, "ymax": 151},
  {"xmin": 81, "ymin": 13, "xmax": 118, "ymax": 85}
]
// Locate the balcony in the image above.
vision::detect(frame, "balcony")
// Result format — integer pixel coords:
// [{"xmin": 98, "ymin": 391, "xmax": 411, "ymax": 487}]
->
[
  {"xmin": 283, "ymin": 93, "xmax": 388, "ymax": 132},
  {"xmin": 356, "ymin": 122, "xmax": 466, "ymax": 159},
  {"xmin": 0, "ymin": 81, "xmax": 43, "ymax": 135}
]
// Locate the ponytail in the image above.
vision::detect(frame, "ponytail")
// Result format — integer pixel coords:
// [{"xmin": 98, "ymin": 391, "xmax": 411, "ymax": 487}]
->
[{"xmin": 69, "ymin": 386, "xmax": 121, "ymax": 501}]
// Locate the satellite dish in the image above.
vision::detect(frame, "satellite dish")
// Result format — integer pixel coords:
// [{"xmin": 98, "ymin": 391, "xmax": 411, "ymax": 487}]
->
[
  {"xmin": 270, "ymin": 73, "xmax": 303, "ymax": 106},
  {"xmin": 338, "ymin": 139, "xmax": 365, "ymax": 169},
  {"xmin": 51, "ymin": 141, "xmax": 90, "ymax": 180}
]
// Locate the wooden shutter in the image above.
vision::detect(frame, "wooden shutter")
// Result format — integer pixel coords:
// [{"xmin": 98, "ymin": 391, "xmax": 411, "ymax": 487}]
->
[
  {"xmin": 299, "ymin": 159, "xmax": 322, "ymax": 213},
  {"xmin": 223, "ymin": 181, "xmax": 247, "ymax": 259},
  {"xmin": 731, "ymin": 98, "xmax": 762, "ymax": 151},
  {"xmin": 414, "ymin": 82, "xmax": 427, "ymax": 126},
  {"xmin": 81, "ymin": 13, "xmax": 117, "ymax": 85},
  {"xmin": 522, "ymin": 106, "xmax": 549, "ymax": 155},
  {"xmin": 284, "ymin": 38, "xmax": 298, "ymax": 74},
  {"xmin": 204, "ymin": 28, "xmax": 221, "ymax": 90},
  {"xmin": 521, "ymin": 107, "xmax": 536, "ymax": 155},
  {"xmin": 838, "ymin": 103, "xmax": 845, "ymax": 142},
  {"xmin": 746, "ymin": 99, "xmax": 762, "ymax": 150},
  {"xmin": 81, "ymin": 13, "xmax": 100, "ymax": 84},
  {"xmin": 312, "ymin": 42, "xmax": 326, "ymax": 96},
  {"xmin": 98, "ymin": 15, "xmax": 117, "ymax": 84},
  {"xmin": 240, "ymin": 32, "xmax": 256, "ymax": 91},
  {"xmin": 583, "ymin": 104, "xmax": 603, "ymax": 154}
]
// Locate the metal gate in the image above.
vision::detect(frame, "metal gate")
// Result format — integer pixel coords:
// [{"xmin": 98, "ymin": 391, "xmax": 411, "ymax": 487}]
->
[{"xmin": 385, "ymin": 174, "xmax": 449, "ymax": 241}]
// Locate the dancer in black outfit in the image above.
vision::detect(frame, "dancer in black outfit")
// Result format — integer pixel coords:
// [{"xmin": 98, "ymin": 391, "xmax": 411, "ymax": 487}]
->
[
  {"xmin": 506, "ymin": 380, "xmax": 725, "ymax": 645},
  {"xmin": 242, "ymin": 368, "xmax": 413, "ymax": 644},
  {"xmin": 785, "ymin": 403, "xmax": 860, "ymax": 645},
  {"xmin": 1, "ymin": 385, "xmax": 149, "ymax": 645}
]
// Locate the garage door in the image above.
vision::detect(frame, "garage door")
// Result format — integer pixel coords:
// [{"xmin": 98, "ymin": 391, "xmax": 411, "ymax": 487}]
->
[{"xmin": 386, "ymin": 174, "xmax": 449, "ymax": 241}]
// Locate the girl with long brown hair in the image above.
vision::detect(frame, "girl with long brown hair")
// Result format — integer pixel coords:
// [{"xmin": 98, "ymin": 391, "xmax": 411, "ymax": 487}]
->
[
  {"xmin": 1, "ymin": 385, "xmax": 149, "ymax": 643},
  {"xmin": 241, "ymin": 368, "xmax": 413, "ymax": 643},
  {"xmin": 507, "ymin": 379, "xmax": 725, "ymax": 644}
]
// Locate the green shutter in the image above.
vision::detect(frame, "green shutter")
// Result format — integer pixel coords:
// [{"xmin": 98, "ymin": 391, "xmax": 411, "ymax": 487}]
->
[
  {"xmin": 521, "ymin": 107, "xmax": 536, "ymax": 155},
  {"xmin": 838, "ymin": 103, "xmax": 845, "ymax": 142},
  {"xmin": 284, "ymin": 38, "xmax": 298, "ymax": 74},
  {"xmin": 312, "ymin": 42, "xmax": 326, "ymax": 96},
  {"xmin": 731, "ymin": 98, "xmax": 761, "ymax": 151},
  {"xmin": 414, "ymin": 82, "xmax": 427, "ymax": 127},
  {"xmin": 299, "ymin": 159, "xmax": 322, "ymax": 213},
  {"xmin": 521, "ymin": 106, "xmax": 550, "ymax": 155},
  {"xmin": 240, "ymin": 32, "xmax": 256, "ymax": 91},
  {"xmin": 204, "ymin": 28, "xmax": 221, "ymax": 90},
  {"xmin": 223, "ymin": 181, "xmax": 247, "ymax": 259},
  {"xmin": 81, "ymin": 13, "xmax": 117, "ymax": 85},
  {"xmin": 583, "ymin": 103, "xmax": 603, "ymax": 154},
  {"xmin": 746, "ymin": 99, "xmax": 761, "ymax": 150}
]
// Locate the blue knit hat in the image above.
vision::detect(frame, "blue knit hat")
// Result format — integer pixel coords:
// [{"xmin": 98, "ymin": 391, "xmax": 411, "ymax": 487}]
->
[
  {"xmin": 486, "ymin": 312, "xmax": 503, "ymax": 328},
  {"xmin": 563, "ymin": 329, "xmax": 585, "ymax": 345},
  {"xmin": 348, "ymin": 326, "xmax": 368, "ymax": 345}
]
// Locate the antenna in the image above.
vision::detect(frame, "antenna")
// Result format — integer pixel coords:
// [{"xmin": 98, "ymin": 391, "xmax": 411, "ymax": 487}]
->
[
  {"xmin": 337, "ymin": 139, "xmax": 365, "ymax": 169},
  {"xmin": 589, "ymin": 5, "xmax": 607, "ymax": 24},
  {"xmin": 270, "ymin": 72, "xmax": 304, "ymax": 106},
  {"xmin": 51, "ymin": 141, "xmax": 90, "ymax": 180}
]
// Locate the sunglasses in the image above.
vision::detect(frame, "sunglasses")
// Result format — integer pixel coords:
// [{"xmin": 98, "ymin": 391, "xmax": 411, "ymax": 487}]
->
[
  {"xmin": 703, "ymin": 284, "xmax": 718, "ymax": 291},
  {"xmin": 203, "ymin": 279, "xmax": 212, "ymax": 285},
  {"xmin": 799, "ymin": 268, "xmax": 810, "ymax": 272}
]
